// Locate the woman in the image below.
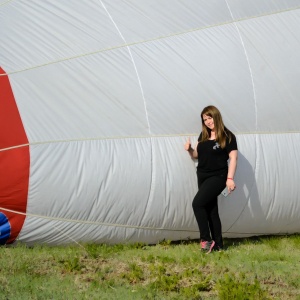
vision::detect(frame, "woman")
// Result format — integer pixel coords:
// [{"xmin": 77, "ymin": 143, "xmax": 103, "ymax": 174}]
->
[{"xmin": 185, "ymin": 105, "xmax": 238, "ymax": 253}]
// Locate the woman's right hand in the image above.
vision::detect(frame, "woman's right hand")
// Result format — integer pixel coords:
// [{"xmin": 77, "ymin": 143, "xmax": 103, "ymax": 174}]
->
[{"xmin": 184, "ymin": 137, "xmax": 191, "ymax": 151}]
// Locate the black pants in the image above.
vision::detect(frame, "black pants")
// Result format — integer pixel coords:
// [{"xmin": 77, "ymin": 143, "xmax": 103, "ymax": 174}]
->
[{"xmin": 192, "ymin": 173, "xmax": 226, "ymax": 248}]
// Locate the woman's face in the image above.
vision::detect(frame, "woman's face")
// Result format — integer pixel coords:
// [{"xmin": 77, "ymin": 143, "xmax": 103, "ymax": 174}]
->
[{"xmin": 202, "ymin": 114, "xmax": 215, "ymax": 131}]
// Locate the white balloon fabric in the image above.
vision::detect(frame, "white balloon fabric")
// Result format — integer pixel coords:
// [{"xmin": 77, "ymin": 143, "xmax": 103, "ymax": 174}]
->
[{"xmin": 1, "ymin": 1, "xmax": 300, "ymax": 245}]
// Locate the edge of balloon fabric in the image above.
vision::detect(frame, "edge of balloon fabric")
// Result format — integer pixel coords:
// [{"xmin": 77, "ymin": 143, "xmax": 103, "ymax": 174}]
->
[{"xmin": 0, "ymin": 66, "xmax": 30, "ymax": 244}]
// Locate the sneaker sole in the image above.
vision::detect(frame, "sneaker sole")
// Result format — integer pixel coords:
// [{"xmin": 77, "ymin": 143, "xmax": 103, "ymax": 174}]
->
[{"xmin": 206, "ymin": 240, "xmax": 215, "ymax": 254}]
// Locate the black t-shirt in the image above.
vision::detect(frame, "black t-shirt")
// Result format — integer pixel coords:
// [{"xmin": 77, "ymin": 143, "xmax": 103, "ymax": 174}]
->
[{"xmin": 197, "ymin": 131, "xmax": 237, "ymax": 176}]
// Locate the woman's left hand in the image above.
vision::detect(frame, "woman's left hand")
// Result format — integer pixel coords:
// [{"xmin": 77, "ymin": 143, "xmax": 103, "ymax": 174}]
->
[{"xmin": 226, "ymin": 179, "xmax": 236, "ymax": 193}]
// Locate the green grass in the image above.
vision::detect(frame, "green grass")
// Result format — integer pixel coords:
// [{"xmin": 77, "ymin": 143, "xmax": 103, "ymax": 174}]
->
[{"xmin": 0, "ymin": 235, "xmax": 300, "ymax": 299}]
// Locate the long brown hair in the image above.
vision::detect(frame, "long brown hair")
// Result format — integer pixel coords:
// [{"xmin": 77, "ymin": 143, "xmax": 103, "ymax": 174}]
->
[{"xmin": 200, "ymin": 105, "xmax": 232, "ymax": 149}]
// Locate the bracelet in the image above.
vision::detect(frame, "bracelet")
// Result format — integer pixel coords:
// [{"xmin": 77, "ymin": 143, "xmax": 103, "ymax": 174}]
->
[{"xmin": 227, "ymin": 178, "xmax": 234, "ymax": 180}]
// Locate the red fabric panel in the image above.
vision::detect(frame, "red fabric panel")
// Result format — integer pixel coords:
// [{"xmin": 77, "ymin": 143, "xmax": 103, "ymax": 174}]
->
[{"xmin": 0, "ymin": 67, "xmax": 30, "ymax": 244}]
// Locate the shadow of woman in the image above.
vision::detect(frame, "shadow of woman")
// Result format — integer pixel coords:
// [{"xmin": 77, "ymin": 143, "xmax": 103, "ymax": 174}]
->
[{"xmin": 218, "ymin": 151, "xmax": 266, "ymax": 246}]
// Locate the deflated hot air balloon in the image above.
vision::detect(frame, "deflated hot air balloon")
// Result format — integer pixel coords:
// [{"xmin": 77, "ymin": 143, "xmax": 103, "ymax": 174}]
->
[{"xmin": 1, "ymin": 1, "xmax": 300, "ymax": 245}]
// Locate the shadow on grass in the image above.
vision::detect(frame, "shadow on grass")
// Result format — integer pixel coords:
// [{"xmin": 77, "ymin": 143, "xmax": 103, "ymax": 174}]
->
[{"xmin": 155, "ymin": 233, "xmax": 300, "ymax": 251}]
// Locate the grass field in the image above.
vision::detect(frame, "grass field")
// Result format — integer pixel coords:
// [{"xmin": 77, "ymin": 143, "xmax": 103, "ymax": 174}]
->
[{"xmin": 0, "ymin": 235, "xmax": 300, "ymax": 299}]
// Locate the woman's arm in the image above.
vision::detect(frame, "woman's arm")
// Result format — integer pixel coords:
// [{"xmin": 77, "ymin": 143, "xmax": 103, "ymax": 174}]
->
[
  {"xmin": 226, "ymin": 150, "xmax": 238, "ymax": 192},
  {"xmin": 184, "ymin": 137, "xmax": 198, "ymax": 159}
]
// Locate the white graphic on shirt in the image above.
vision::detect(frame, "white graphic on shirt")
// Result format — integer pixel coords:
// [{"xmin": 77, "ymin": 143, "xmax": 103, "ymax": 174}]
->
[{"xmin": 213, "ymin": 142, "xmax": 220, "ymax": 150}]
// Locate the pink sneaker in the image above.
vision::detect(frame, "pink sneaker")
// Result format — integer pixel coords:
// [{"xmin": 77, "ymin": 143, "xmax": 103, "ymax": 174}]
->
[{"xmin": 200, "ymin": 240, "xmax": 215, "ymax": 254}]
